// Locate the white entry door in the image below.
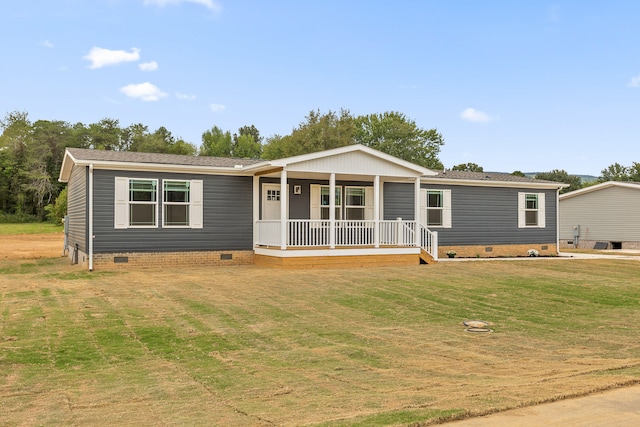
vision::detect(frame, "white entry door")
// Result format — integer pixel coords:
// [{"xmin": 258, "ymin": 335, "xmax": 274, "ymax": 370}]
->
[{"xmin": 262, "ymin": 184, "xmax": 284, "ymax": 220}]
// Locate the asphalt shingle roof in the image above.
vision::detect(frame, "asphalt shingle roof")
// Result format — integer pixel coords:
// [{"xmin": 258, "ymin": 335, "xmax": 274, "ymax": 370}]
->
[
  {"xmin": 429, "ymin": 169, "xmax": 559, "ymax": 184},
  {"xmin": 66, "ymin": 148, "xmax": 264, "ymax": 168}
]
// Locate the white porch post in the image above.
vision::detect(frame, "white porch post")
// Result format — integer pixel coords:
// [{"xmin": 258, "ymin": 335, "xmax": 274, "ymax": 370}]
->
[
  {"xmin": 329, "ymin": 173, "xmax": 336, "ymax": 249},
  {"xmin": 414, "ymin": 176, "xmax": 421, "ymax": 247},
  {"xmin": 253, "ymin": 175, "xmax": 260, "ymax": 247},
  {"xmin": 280, "ymin": 169, "xmax": 287, "ymax": 250},
  {"xmin": 374, "ymin": 175, "xmax": 380, "ymax": 248}
]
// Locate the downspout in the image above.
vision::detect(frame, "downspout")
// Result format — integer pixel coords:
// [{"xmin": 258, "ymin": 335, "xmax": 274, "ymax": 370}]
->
[{"xmin": 88, "ymin": 164, "xmax": 94, "ymax": 271}]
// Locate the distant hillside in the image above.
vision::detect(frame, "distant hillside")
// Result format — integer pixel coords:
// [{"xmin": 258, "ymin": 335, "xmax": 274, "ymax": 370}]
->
[{"xmin": 524, "ymin": 173, "xmax": 598, "ymax": 183}]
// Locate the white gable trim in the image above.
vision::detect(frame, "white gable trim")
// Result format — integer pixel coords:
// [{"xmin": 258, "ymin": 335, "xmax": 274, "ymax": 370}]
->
[{"xmin": 269, "ymin": 145, "xmax": 437, "ymax": 177}]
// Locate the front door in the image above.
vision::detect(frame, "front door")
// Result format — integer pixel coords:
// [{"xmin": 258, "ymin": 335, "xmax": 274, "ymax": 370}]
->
[{"xmin": 262, "ymin": 184, "xmax": 283, "ymax": 220}]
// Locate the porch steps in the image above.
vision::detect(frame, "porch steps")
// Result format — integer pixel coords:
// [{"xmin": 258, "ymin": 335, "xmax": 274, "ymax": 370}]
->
[{"xmin": 419, "ymin": 248, "xmax": 438, "ymax": 264}]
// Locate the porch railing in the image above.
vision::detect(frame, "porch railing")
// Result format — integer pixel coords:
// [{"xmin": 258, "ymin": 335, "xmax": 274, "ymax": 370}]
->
[
  {"xmin": 256, "ymin": 219, "xmax": 418, "ymax": 248},
  {"xmin": 419, "ymin": 224, "xmax": 439, "ymax": 261}
]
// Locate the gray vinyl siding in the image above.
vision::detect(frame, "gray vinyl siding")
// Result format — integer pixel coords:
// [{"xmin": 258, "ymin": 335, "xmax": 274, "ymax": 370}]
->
[
  {"xmin": 385, "ymin": 183, "xmax": 557, "ymax": 245},
  {"xmin": 560, "ymin": 186, "xmax": 640, "ymax": 241},
  {"xmin": 260, "ymin": 178, "xmax": 374, "ymax": 220},
  {"xmin": 92, "ymin": 170, "xmax": 253, "ymax": 253},
  {"xmin": 383, "ymin": 182, "xmax": 415, "ymax": 220},
  {"xmin": 66, "ymin": 165, "xmax": 88, "ymax": 252}
]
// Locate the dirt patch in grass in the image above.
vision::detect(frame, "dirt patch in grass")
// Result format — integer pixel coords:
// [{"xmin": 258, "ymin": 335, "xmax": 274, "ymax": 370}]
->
[
  {"xmin": 0, "ymin": 233, "xmax": 64, "ymax": 260},
  {"xmin": 2, "ymin": 238, "xmax": 640, "ymax": 426}
]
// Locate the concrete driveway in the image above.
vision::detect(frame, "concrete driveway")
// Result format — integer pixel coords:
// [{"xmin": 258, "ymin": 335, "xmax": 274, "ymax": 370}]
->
[{"xmin": 444, "ymin": 384, "xmax": 640, "ymax": 426}]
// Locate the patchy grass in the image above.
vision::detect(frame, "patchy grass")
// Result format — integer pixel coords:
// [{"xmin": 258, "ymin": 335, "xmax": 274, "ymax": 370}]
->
[
  {"xmin": 1, "ymin": 258, "xmax": 640, "ymax": 426},
  {"xmin": 0, "ymin": 223, "xmax": 64, "ymax": 235}
]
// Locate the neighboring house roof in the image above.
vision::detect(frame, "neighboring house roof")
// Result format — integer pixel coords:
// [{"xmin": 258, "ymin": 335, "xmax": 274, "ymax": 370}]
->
[
  {"xmin": 560, "ymin": 181, "xmax": 640, "ymax": 200},
  {"xmin": 424, "ymin": 170, "xmax": 568, "ymax": 189}
]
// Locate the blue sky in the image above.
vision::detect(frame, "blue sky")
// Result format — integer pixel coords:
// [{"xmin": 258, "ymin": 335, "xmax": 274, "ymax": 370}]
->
[{"xmin": 1, "ymin": 1, "xmax": 639, "ymax": 175}]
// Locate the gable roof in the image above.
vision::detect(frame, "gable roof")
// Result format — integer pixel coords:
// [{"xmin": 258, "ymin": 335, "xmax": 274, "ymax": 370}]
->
[
  {"xmin": 249, "ymin": 144, "xmax": 438, "ymax": 177},
  {"xmin": 424, "ymin": 170, "xmax": 568, "ymax": 189},
  {"xmin": 59, "ymin": 145, "xmax": 567, "ymax": 190},
  {"xmin": 59, "ymin": 148, "xmax": 263, "ymax": 182},
  {"xmin": 560, "ymin": 181, "xmax": 640, "ymax": 200}
]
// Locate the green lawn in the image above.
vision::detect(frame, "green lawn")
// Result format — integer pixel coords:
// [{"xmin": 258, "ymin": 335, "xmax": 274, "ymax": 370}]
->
[
  {"xmin": 1, "ymin": 258, "xmax": 640, "ymax": 426},
  {"xmin": 0, "ymin": 222, "xmax": 63, "ymax": 235}
]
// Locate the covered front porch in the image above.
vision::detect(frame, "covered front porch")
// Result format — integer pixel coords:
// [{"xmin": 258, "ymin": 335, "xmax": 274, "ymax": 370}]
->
[
  {"xmin": 254, "ymin": 218, "xmax": 437, "ymax": 267},
  {"xmin": 247, "ymin": 145, "xmax": 439, "ymax": 266}
]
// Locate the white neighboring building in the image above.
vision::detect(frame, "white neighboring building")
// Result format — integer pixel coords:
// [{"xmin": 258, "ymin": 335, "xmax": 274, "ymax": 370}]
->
[{"xmin": 559, "ymin": 181, "xmax": 640, "ymax": 249}]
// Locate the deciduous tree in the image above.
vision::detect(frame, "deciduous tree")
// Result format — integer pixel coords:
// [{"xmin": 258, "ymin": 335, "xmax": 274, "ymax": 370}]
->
[
  {"xmin": 452, "ymin": 162, "xmax": 483, "ymax": 172},
  {"xmin": 354, "ymin": 111, "xmax": 444, "ymax": 169},
  {"xmin": 535, "ymin": 169, "xmax": 582, "ymax": 194}
]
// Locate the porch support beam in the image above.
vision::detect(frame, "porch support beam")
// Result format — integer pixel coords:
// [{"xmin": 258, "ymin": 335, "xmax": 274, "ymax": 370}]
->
[
  {"xmin": 374, "ymin": 175, "xmax": 380, "ymax": 248},
  {"xmin": 280, "ymin": 169, "xmax": 288, "ymax": 250},
  {"xmin": 329, "ymin": 173, "xmax": 336, "ymax": 249},
  {"xmin": 414, "ymin": 176, "xmax": 421, "ymax": 247}
]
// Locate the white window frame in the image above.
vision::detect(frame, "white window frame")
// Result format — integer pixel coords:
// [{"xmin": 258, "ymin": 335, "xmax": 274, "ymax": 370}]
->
[
  {"xmin": 518, "ymin": 192, "xmax": 545, "ymax": 228},
  {"xmin": 321, "ymin": 185, "xmax": 342, "ymax": 220},
  {"xmin": 115, "ymin": 177, "xmax": 203, "ymax": 229},
  {"xmin": 114, "ymin": 177, "xmax": 159, "ymax": 229},
  {"xmin": 420, "ymin": 189, "xmax": 451, "ymax": 228},
  {"xmin": 310, "ymin": 184, "xmax": 374, "ymax": 221},
  {"xmin": 344, "ymin": 186, "xmax": 366, "ymax": 221},
  {"xmin": 163, "ymin": 180, "xmax": 191, "ymax": 228}
]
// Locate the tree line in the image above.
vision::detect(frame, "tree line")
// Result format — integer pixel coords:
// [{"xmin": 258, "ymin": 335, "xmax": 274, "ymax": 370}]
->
[{"xmin": 0, "ymin": 108, "xmax": 635, "ymax": 223}]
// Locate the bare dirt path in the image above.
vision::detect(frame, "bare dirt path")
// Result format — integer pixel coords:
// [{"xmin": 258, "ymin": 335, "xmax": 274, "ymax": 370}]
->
[
  {"xmin": 0, "ymin": 233, "xmax": 64, "ymax": 260},
  {"xmin": 444, "ymin": 384, "xmax": 640, "ymax": 426}
]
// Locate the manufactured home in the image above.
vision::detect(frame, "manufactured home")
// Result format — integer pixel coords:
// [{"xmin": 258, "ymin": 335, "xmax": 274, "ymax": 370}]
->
[
  {"xmin": 58, "ymin": 145, "xmax": 565, "ymax": 269},
  {"xmin": 559, "ymin": 181, "xmax": 640, "ymax": 250}
]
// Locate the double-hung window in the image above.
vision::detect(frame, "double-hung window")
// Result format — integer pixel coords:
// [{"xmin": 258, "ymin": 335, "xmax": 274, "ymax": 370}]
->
[
  {"xmin": 420, "ymin": 189, "xmax": 451, "ymax": 228},
  {"xmin": 345, "ymin": 187, "xmax": 366, "ymax": 220},
  {"xmin": 320, "ymin": 186, "xmax": 341, "ymax": 220},
  {"xmin": 164, "ymin": 180, "xmax": 190, "ymax": 227},
  {"xmin": 310, "ymin": 184, "xmax": 373, "ymax": 221},
  {"xmin": 427, "ymin": 190, "xmax": 444, "ymax": 226},
  {"xmin": 128, "ymin": 179, "xmax": 158, "ymax": 227},
  {"xmin": 518, "ymin": 192, "xmax": 545, "ymax": 228},
  {"xmin": 115, "ymin": 177, "xmax": 203, "ymax": 229}
]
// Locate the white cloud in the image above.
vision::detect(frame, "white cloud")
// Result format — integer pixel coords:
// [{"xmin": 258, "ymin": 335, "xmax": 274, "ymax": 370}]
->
[
  {"xmin": 176, "ymin": 92, "xmax": 196, "ymax": 100},
  {"xmin": 120, "ymin": 82, "xmax": 167, "ymax": 101},
  {"xmin": 139, "ymin": 61, "xmax": 158, "ymax": 71},
  {"xmin": 210, "ymin": 103, "xmax": 226, "ymax": 112},
  {"xmin": 460, "ymin": 107, "xmax": 494, "ymax": 123},
  {"xmin": 40, "ymin": 40, "xmax": 54, "ymax": 48},
  {"xmin": 143, "ymin": 0, "xmax": 221, "ymax": 11},
  {"xmin": 84, "ymin": 47, "xmax": 140, "ymax": 69},
  {"xmin": 628, "ymin": 74, "xmax": 640, "ymax": 88}
]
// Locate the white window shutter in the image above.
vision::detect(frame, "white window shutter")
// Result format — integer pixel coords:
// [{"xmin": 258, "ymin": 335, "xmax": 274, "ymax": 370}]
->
[
  {"xmin": 190, "ymin": 179, "xmax": 203, "ymax": 229},
  {"xmin": 365, "ymin": 186, "xmax": 374, "ymax": 220},
  {"xmin": 517, "ymin": 192, "xmax": 526, "ymax": 228},
  {"xmin": 419, "ymin": 189, "xmax": 427, "ymax": 226},
  {"xmin": 442, "ymin": 189, "xmax": 452, "ymax": 228},
  {"xmin": 538, "ymin": 192, "xmax": 546, "ymax": 228},
  {"xmin": 114, "ymin": 177, "xmax": 128, "ymax": 229},
  {"xmin": 310, "ymin": 184, "xmax": 321, "ymax": 220}
]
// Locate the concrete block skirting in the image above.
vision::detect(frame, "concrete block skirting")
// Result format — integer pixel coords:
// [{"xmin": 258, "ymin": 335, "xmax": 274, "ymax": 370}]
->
[
  {"xmin": 92, "ymin": 250, "xmax": 254, "ymax": 270},
  {"xmin": 440, "ymin": 243, "xmax": 558, "ymax": 259}
]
